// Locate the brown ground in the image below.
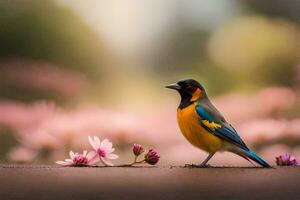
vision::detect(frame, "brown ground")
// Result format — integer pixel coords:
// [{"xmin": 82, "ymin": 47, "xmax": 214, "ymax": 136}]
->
[{"xmin": 0, "ymin": 165, "xmax": 299, "ymax": 200}]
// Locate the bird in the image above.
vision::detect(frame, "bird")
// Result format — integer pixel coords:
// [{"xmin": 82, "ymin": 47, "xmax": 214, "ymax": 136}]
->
[{"xmin": 166, "ymin": 79, "xmax": 271, "ymax": 168}]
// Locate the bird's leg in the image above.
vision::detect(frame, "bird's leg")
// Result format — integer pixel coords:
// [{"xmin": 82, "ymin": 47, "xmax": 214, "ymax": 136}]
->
[
  {"xmin": 185, "ymin": 153, "xmax": 215, "ymax": 168},
  {"xmin": 199, "ymin": 152, "xmax": 215, "ymax": 167}
]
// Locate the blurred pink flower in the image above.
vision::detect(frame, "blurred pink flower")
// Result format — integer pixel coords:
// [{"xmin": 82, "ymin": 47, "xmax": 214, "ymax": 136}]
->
[
  {"xmin": 213, "ymin": 87, "xmax": 296, "ymax": 124},
  {"xmin": 213, "ymin": 93, "xmax": 261, "ymax": 124},
  {"xmin": 0, "ymin": 59, "xmax": 88, "ymax": 96},
  {"xmin": 140, "ymin": 106, "xmax": 180, "ymax": 144},
  {"xmin": 237, "ymin": 119, "xmax": 287, "ymax": 143},
  {"xmin": 0, "ymin": 101, "xmax": 58, "ymax": 131},
  {"xmin": 287, "ymin": 119, "xmax": 300, "ymax": 137},
  {"xmin": 257, "ymin": 87, "xmax": 296, "ymax": 115},
  {"xmin": 8, "ymin": 147, "xmax": 37, "ymax": 163},
  {"xmin": 276, "ymin": 154, "xmax": 298, "ymax": 166},
  {"xmin": 88, "ymin": 136, "xmax": 118, "ymax": 166},
  {"xmin": 237, "ymin": 118, "xmax": 300, "ymax": 144},
  {"xmin": 56, "ymin": 150, "xmax": 98, "ymax": 167},
  {"xmin": 19, "ymin": 131, "xmax": 62, "ymax": 150},
  {"xmin": 2, "ymin": 101, "xmax": 141, "ymax": 162}
]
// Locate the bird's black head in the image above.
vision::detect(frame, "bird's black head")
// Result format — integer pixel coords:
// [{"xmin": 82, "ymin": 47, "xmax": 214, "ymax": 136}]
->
[{"xmin": 166, "ymin": 79, "xmax": 207, "ymax": 109}]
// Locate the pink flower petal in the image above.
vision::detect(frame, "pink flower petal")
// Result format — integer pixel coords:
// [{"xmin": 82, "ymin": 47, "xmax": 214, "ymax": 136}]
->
[
  {"xmin": 100, "ymin": 139, "xmax": 113, "ymax": 151},
  {"xmin": 86, "ymin": 151, "xmax": 96, "ymax": 160},
  {"xmin": 106, "ymin": 153, "xmax": 118, "ymax": 159},
  {"xmin": 64, "ymin": 159, "xmax": 73, "ymax": 163},
  {"xmin": 93, "ymin": 136, "xmax": 101, "ymax": 147},
  {"xmin": 83, "ymin": 150, "xmax": 87, "ymax": 157},
  {"xmin": 69, "ymin": 151, "xmax": 75, "ymax": 159},
  {"xmin": 100, "ymin": 157, "xmax": 114, "ymax": 166},
  {"xmin": 56, "ymin": 161, "xmax": 71, "ymax": 166},
  {"xmin": 88, "ymin": 136, "xmax": 98, "ymax": 151},
  {"xmin": 106, "ymin": 148, "xmax": 115, "ymax": 154},
  {"xmin": 86, "ymin": 151, "xmax": 98, "ymax": 165},
  {"xmin": 88, "ymin": 157, "xmax": 100, "ymax": 165}
]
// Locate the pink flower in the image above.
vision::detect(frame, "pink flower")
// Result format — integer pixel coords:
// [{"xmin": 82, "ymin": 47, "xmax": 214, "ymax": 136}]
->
[
  {"xmin": 144, "ymin": 149, "xmax": 160, "ymax": 165},
  {"xmin": 56, "ymin": 150, "xmax": 98, "ymax": 167},
  {"xmin": 8, "ymin": 147, "xmax": 37, "ymax": 163},
  {"xmin": 258, "ymin": 87, "xmax": 296, "ymax": 115},
  {"xmin": 88, "ymin": 136, "xmax": 118, "ymax": 166},
  {"xmin": 133, "ymin": 144, "xmax": 144, "ymax": 156},
  {"xmin": 276, "ymin": 154, "xmax": 298, "ymax": 166}
]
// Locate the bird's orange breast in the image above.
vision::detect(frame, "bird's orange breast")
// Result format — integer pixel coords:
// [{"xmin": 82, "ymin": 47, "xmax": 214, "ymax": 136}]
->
[{"xmin": 177, "ymin": 104, "xmax": 224, "ymax": 153}]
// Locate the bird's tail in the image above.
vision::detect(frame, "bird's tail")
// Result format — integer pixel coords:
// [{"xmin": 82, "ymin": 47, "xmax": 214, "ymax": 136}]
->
[{"xmin": 243, "ymin": 149, "xmax": 271, "ymax": 168}]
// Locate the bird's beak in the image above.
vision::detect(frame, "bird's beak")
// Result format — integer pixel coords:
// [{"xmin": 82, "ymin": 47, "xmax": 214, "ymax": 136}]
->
[{"xmin": 165, "ymin": 83, "xmax": 181, "ymax": 90}]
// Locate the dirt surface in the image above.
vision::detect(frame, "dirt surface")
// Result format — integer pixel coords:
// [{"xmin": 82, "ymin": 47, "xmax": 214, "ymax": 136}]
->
[{"xmin": 0, "ymin": 165, "xmax": 299, "ymax": 200}]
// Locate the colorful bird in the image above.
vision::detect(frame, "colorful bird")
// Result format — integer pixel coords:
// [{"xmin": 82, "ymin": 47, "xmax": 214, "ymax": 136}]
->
[{"xmin": 166, "ymin": 79, "xmax": 271, "ymax": 168}]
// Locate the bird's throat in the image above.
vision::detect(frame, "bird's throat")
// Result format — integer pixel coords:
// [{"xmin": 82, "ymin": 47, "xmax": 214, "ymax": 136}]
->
[{"xmin": 178, "ymin": 92, "xmax": 192, "ymax": 109}]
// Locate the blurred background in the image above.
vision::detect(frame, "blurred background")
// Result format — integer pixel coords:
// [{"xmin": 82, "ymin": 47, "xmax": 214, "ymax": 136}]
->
[{"xmin": 0, "ymin": 0, "xmax": 299, "ymax": 166}]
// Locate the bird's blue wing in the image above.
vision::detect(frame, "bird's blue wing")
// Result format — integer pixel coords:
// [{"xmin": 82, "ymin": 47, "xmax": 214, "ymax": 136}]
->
[{"xmin": 195, "ymin": 105, "xmax": 249, "ymax": 151}]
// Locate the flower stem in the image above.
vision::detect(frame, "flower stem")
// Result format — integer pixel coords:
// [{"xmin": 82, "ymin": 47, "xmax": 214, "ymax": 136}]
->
[
  {"xmin": 117, "ymin": 158, "xmax": 145, "ymax": 167},
  {"xmin": 134, "ymin": 155, "xmax": 137, "ymax": 163},
  {"xmin": 134, "ymin": 159, "xmax": 145, "ymax": 165}
]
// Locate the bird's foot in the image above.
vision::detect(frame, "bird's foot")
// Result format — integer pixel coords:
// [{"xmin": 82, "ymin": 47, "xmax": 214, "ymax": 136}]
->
[{"xmin": 184, "ymin": 164, "xmax": 211, "ymax": 168}]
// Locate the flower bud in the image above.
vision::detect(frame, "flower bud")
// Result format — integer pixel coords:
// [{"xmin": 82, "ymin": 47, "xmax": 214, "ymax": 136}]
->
[
  {"xmin": 144, "ymin": 149, "xmax": 160, "ymax": 165},
  {"xmin": 132, "ymin": 144, "xmax": 144, "ymax": 156}
]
